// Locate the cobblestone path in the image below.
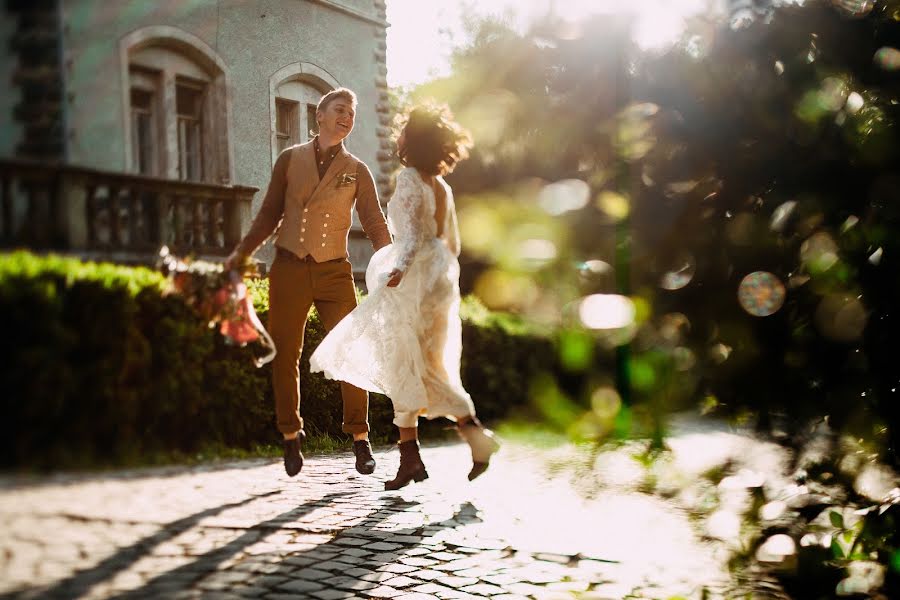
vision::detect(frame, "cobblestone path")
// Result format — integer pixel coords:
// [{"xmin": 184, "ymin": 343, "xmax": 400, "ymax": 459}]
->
[{"xmin": 0, "ymin": 440, "xmax": 732, "ymax": 599}]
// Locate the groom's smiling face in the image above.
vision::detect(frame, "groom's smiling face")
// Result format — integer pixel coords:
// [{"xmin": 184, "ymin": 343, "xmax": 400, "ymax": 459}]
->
[{"xmin": 318, "ymin": 99, "xmax": 356, "ymax": 142}]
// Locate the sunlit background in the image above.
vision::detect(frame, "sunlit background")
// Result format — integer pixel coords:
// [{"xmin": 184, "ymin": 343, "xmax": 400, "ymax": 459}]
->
[
  {"xmin": 387, "ymin": 0, "xmax": 728, "ymax": 87},
  {"xmin": 385, "ymin": 0, "xmax": 900, "ymax": 596}
]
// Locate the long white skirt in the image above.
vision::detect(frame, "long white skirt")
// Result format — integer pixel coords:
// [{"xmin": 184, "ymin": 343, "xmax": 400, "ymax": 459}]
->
[{"xmin": 309, "ymin": 240, "xmax": 475, "ymax": 427}]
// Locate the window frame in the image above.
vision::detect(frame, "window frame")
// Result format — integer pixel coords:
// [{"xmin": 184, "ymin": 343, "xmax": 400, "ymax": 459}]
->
[
  {"xmin": 175, "ymin": 76, "xmax": 207, "ymax": 182},
  {"xmin": 128, "ymin": 67, "xmax": 162, "ymax": 177},
  {"xmin": 121, "ymin": 28, "xmax": 233, "ymax": 185},
  {"xmin": 275, "ymin": 97, "xmax": 300, "ymax": 153}
]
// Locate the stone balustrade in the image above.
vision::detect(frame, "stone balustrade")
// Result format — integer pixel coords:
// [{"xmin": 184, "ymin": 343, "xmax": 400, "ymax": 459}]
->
[{"xmin": 0, "ymin": 159, "xmax": 257, "ymax": 263}]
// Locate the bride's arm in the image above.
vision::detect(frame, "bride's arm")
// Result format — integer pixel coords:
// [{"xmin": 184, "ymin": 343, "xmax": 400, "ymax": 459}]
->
[{"xmin": 389, "ymin": 169, "xmax": 428, "ymax": 280}]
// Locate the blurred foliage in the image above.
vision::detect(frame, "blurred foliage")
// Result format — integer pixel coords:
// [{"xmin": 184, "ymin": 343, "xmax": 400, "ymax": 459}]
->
[
  {"xmin": 406, "ymin": 0, "xmax": 900, "ymax": 461},
  {"xmin": 0, "ymin": 251, "xmax": 557, "ymax": 469},
  {"xmin": 402, "ymin": 0, "xmax": 900, "ymax": 596}
]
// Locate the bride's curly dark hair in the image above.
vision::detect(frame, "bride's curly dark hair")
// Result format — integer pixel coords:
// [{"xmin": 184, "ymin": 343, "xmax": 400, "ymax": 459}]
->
[{"xmin": 396, "ymin": 103, "xmax": 473, "ymax": 176}]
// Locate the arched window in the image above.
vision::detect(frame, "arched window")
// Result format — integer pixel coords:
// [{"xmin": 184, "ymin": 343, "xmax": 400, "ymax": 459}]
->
[
  {"xmin": 269, "ymin": 63, "xmax": 340, "ymax": 163},
  {"xmin": 274, "ymin": 80, "xmax": 324, "ymax": 152},
  {"xmin": 120, "ymin": 27, "xmax": 232, "ymax": 184}
]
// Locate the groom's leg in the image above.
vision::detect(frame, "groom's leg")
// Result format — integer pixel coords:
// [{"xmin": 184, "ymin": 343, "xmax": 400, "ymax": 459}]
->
[
  {"xmin": 268, "ymin": 254, "xmax": 314, "ymax": 436},
  {"xmin": 312, "ymin": 259, "xmax": 370, "ymax": 435}
]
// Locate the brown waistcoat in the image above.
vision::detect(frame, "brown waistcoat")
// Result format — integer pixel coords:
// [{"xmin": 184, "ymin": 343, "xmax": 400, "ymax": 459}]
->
[{"xmin": 275, "ymin": 140, "xmax": 380, "ymax": 262}]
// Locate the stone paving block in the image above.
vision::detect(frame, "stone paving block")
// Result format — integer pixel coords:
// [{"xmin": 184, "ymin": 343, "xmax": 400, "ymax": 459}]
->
[
  {"xmin": 362, "ymin": 570, "xmax": 403, "ymax": 583},
  {"xmin": 232, "ymin": 585, "xmax": 272, "ymax": 598},
  {"xmin": 381, "ymin": 575, "xmax": 422, "ymax": 588},
  {"xmin": 342, "ymin": 567, "xmax": 376, "ymax": 578},
  {"xmin": 362, "ymin": 585, "xmax": 403, "ymax": 598},
  {"xmin": 335, "ymin": 537, "xmax": 370, "ymax": 546},
  {"xmin": 303, "ymin": 549, "xmax": 343, "ymax": 560},
  {"xmin": 481, "ymin": 573, "xmax": 520, "ymax": 586},
  {"xmin": 340, "ymin": 527, "xmax": 379, "ymax": 537},
  {"xmin": 433, "ymin": 591, "xmax": 482, "ymax": 600},
  {"xmin": 436, "ymin": 575, "xmax": 479, "ymax": 588},
  {"xmin": 249, "ymin": 573, "xmax": 291, "ymax": 587},
  {"xmin": 368, "ymin": 551, "xmax": 402, "ymax": 563},
  {"xmin": 402, "ymin": 547, "xmax": 433, "ymax": 556},
  {"xmin": 428, "ymin": 551, "xmax": 460, "ymax": 561},
  {"xmin": 421, "ymin": 543, "xmax": 447, "ymax": 551},
  {"xmin": 310, "ymin": 559, "xmax": 351, "ymax": 572},
  {"xmin": 399, "ymin": 556, "xmax": 438, "ymax": 567},
  {"xmin": 340, "ymin": 547, "xmax": 373, "ymax": 557},
  {"xmin": 197, "ymin": 570, "xmax": 252, "ymax": 589},
  {"xmin": 276, "ymin": 578, "xmax": 325, "ymax": 593},
  {"xmin": 332, "ymin": 553, "xmax": 367, "ymax": 565},
  {"xmin": 412, "ymin": 582, "xmax": 456, "ymax": 595},
  {"xmin": 504, "ymin": 567, "xmax": 561, "ymax": 584},
  {"xmin": 311, "ymin": 589, "xmax": 357, "ymax": 600},
  {"xmin": 453, "ymin": 567, "xmax": 492, "ymax": 578},
  {"xmin": 408, "ymin": 568, "xmax": 444, "ymax": 581},
  {"xmin": 377, "ymin": 562, "xmax": 419, "ymax": 574},
  {"xmin": 461, "ymin": 582, "xmax": 506, "ymax": 595},
  {"xmin": 395, "ymin": 593, "xmax": 438, "ymax": 600},
  {"xmin": 430, "ymin": 560, "xmax": 473, "ymax": 572},
  {"xmin": 503, "ymin": 582, "xmax": 546, "ymax": 596},
  {"xmin": 364, "ymin": 541, "xmax": 404, "ymax": 551},
  {"xmin": 295, "ymin": 567, "xmax": 333, "ymax": 580},
  {"xmin": 281, "ymin": 554, "xmax": 318, "ymax": 567},
  {"xmin": 232, "ymin": 559, "xmax": 285, "ymax": 574},
  {"xmin": 386, "ymin": 534, "xmax": 424, "ymax": 543},
  {"xmin": 329, "ymin": 576, "xmax": 380, "ymax": 591},
  {"xmin": 491, "ymin": 596, "xmax": 530, "ymax": 600}
]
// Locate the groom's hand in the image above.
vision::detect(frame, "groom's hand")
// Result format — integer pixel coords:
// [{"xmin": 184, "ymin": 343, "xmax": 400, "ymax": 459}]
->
[{"xmin": 386, "ymin": 269, "xmax": 404, "ymax": 287}]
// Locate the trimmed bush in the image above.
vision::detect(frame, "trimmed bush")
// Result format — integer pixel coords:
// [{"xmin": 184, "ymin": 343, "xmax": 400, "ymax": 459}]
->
[{"xmin": 1, "ymin": 252, "xmax": 551, "ymax": 469}]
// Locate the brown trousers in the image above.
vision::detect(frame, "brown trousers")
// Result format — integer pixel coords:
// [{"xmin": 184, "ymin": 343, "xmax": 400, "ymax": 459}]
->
[{"xmin": 268, "ymin": 252, "xmax": 369, "ymax": 435}]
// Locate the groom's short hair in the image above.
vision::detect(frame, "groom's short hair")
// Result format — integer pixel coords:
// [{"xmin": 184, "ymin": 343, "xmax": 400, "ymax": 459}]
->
[{"xmin": 317, "ymin": 88, "xmax": 357, "ymax": 114}]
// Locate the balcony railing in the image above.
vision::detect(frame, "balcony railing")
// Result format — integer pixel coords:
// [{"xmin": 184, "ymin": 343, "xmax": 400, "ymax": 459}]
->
[{"xmin": 0, "ymin": 159, "xmax": 257, "ymax": 263}]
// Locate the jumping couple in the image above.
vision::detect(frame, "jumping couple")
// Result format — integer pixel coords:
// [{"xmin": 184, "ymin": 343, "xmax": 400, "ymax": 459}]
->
[{"xmin": 225, "ymin": 88, "xmax": 499, "ymax": 490}]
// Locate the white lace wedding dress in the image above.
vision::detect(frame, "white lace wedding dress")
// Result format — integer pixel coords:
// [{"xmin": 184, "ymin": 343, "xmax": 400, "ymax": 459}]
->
[{"xmin": 310, "ymin": 167, "xmax": 476, "ymax": 427}]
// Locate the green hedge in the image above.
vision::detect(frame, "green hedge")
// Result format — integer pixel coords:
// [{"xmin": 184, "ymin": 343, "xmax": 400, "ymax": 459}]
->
[{"xmin": 1, "ymin": 251, "xmax": 552, "ymax": 469}]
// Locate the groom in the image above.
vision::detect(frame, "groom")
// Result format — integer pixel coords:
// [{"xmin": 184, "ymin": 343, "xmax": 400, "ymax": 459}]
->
[{"xmin": 225, "ymin": 88, "xmax": 391, "ymax": 477}]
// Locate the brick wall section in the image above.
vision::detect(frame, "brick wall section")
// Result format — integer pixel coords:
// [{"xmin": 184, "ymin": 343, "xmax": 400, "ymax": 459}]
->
[
  {"xmin": 372, "ymin": 0, "xmax": 397, "ymax": 203},
  {"xmin": 7, "ymin": 0, "xmax": 65, "ymax": 159}
]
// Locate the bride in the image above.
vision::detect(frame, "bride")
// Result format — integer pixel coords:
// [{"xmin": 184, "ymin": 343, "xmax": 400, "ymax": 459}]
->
[{"xmin": 310, "ymin": 103, "xmax": 499, "ymax": 490}]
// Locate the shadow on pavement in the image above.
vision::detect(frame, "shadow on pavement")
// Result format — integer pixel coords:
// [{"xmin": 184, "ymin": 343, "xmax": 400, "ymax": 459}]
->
[{"xmin": 111, "ymin": 494, "xmax": 483, "ymax": 598}]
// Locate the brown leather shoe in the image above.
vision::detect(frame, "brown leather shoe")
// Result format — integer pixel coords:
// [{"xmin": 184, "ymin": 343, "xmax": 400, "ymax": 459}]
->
[
  {"xmin": 384, "ymin": 440, "xmax": 428, "ymax": 490},
  {"xmin": 283, "ymin": 431, "xmax": 306, "ymax": 477},
  {"xmin": 353, "ymin": 440, "xmax": 376, "ymax": 475}
]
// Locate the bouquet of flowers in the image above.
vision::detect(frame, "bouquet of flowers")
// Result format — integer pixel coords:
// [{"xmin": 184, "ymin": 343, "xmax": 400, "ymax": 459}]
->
[{"xmin": 157, "ymin": 246, "xmax": 276, "ymax": 367}]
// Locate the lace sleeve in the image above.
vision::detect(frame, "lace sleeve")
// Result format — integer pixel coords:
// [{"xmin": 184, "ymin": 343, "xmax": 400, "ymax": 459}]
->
[
  {"xmin": 445, "ymin": 185, "xmax": 461, "ymax": 257},
  {"xmin": 390, "ymin": 169, "xmax": 429, "ymax": 273}
]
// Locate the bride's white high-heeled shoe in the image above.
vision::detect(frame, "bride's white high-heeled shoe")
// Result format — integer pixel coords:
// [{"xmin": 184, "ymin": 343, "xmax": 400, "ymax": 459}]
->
[{"xmin": 457, "ymin": 419, "xmax": 500, "ymax": 480}]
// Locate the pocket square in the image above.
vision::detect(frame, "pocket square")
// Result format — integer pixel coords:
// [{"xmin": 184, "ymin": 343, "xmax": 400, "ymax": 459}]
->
[{"xmin": 337, "ymin": 173, "xmax": 358, "ymax": 187}]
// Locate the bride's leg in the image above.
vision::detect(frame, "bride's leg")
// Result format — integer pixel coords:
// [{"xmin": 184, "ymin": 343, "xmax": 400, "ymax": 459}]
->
[
  {"xmin": 385, "ymin": 416, "xmax": 428, "ymax": 491},
  {"xmin": 455, "ymin": 414, "xmax": 500, "ymax": 481}
]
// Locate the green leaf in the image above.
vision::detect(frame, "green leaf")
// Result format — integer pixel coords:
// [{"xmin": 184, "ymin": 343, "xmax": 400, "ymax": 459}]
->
[
  {"xmin": 830, "ymin": 510, "xmax": 845, "ymax": 529},
  {"xmin": 831, "ymin": 538, "xmax": 845, "ymax": 559}
]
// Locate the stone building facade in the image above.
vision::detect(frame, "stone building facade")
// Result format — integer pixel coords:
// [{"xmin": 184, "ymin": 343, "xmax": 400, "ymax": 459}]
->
[{"xmin": 0, "ymin": 0, "xmax": 396, "ymax": 274}]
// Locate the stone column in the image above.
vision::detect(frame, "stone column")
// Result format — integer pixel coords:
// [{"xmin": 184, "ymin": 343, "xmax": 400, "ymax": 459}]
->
[{"xmin": 372, "ymin": 0, "xmax": 397, "ymax": 204}]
